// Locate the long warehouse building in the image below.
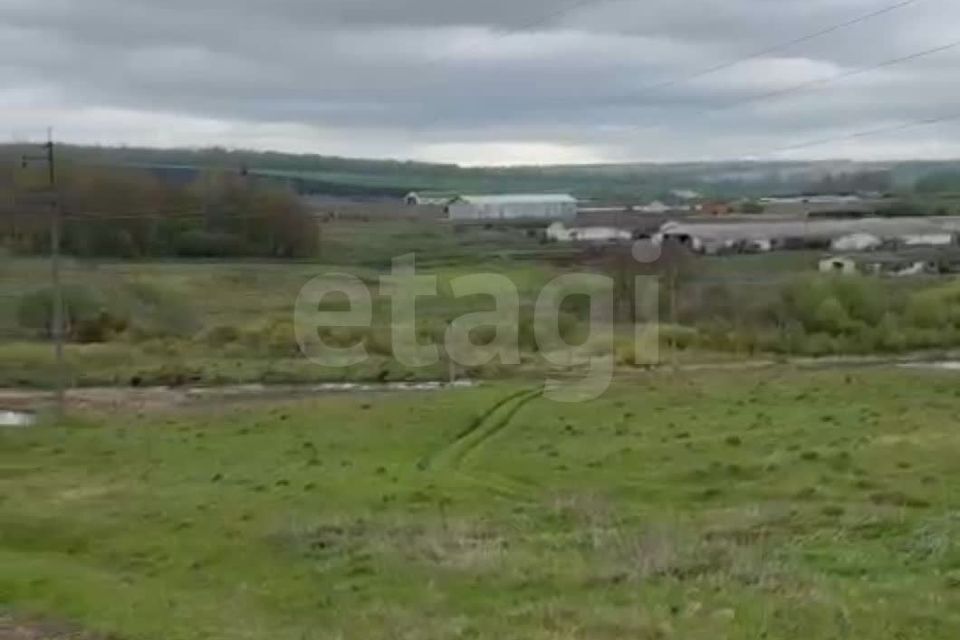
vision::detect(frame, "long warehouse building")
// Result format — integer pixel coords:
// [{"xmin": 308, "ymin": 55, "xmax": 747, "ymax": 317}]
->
[{"xmin": 446, "ymin": 194, "xmax": 578, "ymax": 221}]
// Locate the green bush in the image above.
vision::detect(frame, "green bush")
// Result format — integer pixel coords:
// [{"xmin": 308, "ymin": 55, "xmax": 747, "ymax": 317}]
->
[
  {"xmin": 264, "ymin": 321, "xmax": 299, "ymax": 357},
  {"xmin": 904, "ymin": 283, "xmax": 960, "ymax": 330},
  {"xmin": 174, "ymin": 231, "xmax": 250, "ymax": 257},
  {"xmin": 658, "ymin": 324, "xmax": 699, "ymax": 351},
  {"xmin": 811, "ymin": 297, "xmax": 857, "ymax": 335},
  {"xmin": 74, "ymin": 311, "xmax": 129, "ymax": 343},
  {"xmin": 18, "ymin": 285, "xmax": 97, "ymax": 334},
  {"xmin": 365, "ymin": 327, "xmax": 395, "ymax": 357},
  {"xmin": 516, "ymin": 308, "xmax": 586, "ymax": 352},
  {"xmin": 16, "ymin": 285, "xmax": 127, "ymax": 343},
  {"xmin": 322, "ymin": 326, "xmax": 368, "ymax": 349},
  {"xmin": 724, "ymin": 274, "xmax": 960, "ymax": 356},
  {"xmin": 779, "ymin": 275, "xmax": 890, "ymax": 336},
  {"xmin": 904, "ymin": 294, "xmax": 949, "ymax": 329},
  {"xmin": 203, "ymin": 325, "xmax": 243, "ymax": 348},
  {"xmin": 832, "ymin": 276, "xmax": 888, "ymax": 325},
  {"xmin": 123, "ymin": 282, "xmax": 199, "ymax": 339},
  {"xmin": 17, "ymin": 281, "xmax": 197, "ymax": 344}
]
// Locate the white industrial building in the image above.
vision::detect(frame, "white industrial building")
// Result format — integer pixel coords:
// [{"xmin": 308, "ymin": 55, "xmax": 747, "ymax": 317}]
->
[
  {"xmin": 660, "ymin": 217, "xmax": 960, "ymax": 255},
  {"xmin": 546, "ymin": 222, "xmax": 632, "ymax": 243},
  {"xmin": 404, "ymin": 191, "xmax": 459, "ymax": 206},
  {"xmin": 446, "ymin": 194, "xmax": 577, "ymax": 221},
  {"xmin": 831, "ymin": 233, "xmax": 882, "ymax": 252},
  {"xmin": 819, "ymin": 256, "xmax": 858, "ymax": 275},
  {"xmin": 637, "ymin": 200, "xmax": 672, "ymax": 214}
]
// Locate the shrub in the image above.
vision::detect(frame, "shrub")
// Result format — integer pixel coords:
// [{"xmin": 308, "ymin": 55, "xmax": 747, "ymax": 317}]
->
[
  {"xmin": 903, "ymin": 283, "xmax": 960, "ymax": 330},
  {"xmin": 518, "ymin": 308, "xmax": 588, "ymax": 352},
  {"xmin": 139, "ymin": 338, "xmax": 185, "ymax": 357},
  {"xmin": 832, "ymin": 276, "xmax": 888, "ymax": 325},
  {"xmin": 811, "ymin": 297, "xmax": 857, "ymax": 334},
  {"xmin": 174, "ymin": 231, "xmax": 250, "ymax": 257},
  {"xmin": 690, "ymin": 275, "xmax": 960, "ymax": 357},
  {"xmin": 875, "ymin": 313, "xmax": 908, "ymax": 352},
  {"xmin": 262, "ymin": 320, "xmax": 299, "ymax": 357},
  {"xmin": 17, "ymin": 285, "xmax": 127, "ymax": 342},
  {"xmin": 780, "ymin": 275, "xmax": 885, "ymax": 335},
  {"xmin": 74, "ymin": 310, "xmax": 129, "ymax": 343},
  {"xmin": 799, "ymin": 332, "xmax": 841, "ymax": 357},
  {"xmin": 658, "ymin": 324, "xmax": 699, "ymax": 351},
  {"xmin": 322, "ymin": 326, "xmax": 368, "ymax": 349},
  {"xmin": 17, "ymin": 280, "xmax": 199, "ymax": 344},
  {"xmin": 123, "ymin": 282, "xmax": 199, "ymax": 339},
  {"xmin": 365, "ymin": 327, "xmax": 395, "ymax": 357},
  {"xmin": 203, "ymin": 325, "xmax": 243, "ymax": 348}
]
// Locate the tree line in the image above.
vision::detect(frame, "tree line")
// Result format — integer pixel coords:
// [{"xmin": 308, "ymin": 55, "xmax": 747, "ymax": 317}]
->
[{"xmin": 0, "ymin": 161, "xmax": 319, "ymax": 258}]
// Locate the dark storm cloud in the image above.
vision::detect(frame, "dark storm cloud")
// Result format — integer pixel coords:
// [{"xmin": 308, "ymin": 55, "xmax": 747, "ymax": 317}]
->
[{"xmin": 1, "ymin": 0, "xmax": 959, "ymax": 163}]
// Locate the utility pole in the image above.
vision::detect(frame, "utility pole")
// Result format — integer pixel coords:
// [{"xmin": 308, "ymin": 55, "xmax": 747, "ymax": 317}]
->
[{"xmin": 22, "ymin": 129, "xmax": 66, "ymax": 419}]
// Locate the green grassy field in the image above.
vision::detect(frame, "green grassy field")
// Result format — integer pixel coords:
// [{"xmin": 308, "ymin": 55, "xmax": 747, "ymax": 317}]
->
[
  {"xmin": 2, "ymin": 367, "xmax": 959, "ymax": 639},
  {"xmin": 0, "ymin": 250, "xmax": 562, "ymax": 388},
  {"xmin": 5, "ymin": 236, "xmax": 960, "ymax": 390}
]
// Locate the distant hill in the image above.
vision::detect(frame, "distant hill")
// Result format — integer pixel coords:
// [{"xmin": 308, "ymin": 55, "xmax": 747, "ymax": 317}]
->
[{"xmin": 3, "ymin": 143, "xmax": 960, "ymax": 201}]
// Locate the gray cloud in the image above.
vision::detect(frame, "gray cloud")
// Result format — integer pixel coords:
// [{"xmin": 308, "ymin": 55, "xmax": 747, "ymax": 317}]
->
[{"xmin": 1, "ymin": 0, "xmax": 959, "ymax": 164}]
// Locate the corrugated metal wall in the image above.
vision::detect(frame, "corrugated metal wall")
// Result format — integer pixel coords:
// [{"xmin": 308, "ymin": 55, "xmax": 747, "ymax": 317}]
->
[{"xmin": 447, "ymin": 201, "xmax": 576, "ymax": 221}]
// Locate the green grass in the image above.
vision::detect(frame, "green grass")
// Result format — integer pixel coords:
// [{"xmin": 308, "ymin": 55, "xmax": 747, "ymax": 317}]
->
[
  {"xmin": 0, "ymin": 245, "xmax": 559, "ymax": 330},
  {"xmin": 317, "ymin": 220, "xmax": 572, "ymax": 269},
  {"xmin": 697, "ymin": 251, "xmax": 822, "ymax": 278},
  {"xmin": 0, "ymin": 341, "xmax": 461, "ymax": 388},
  {"xmin": 2, "ymin": 367, "xmax": 960, "ymax": 638},
  {"xmin": 5, "ymin": 247, "xmax": 960, "ymax": 390},
  {"xmin": 0, "ymin": 252, "xmax": 562, "ymax": 387}
]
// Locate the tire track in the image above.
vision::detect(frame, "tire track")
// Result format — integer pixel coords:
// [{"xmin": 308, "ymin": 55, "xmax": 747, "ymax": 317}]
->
[
  {"xmin": 453, "ymin": 389, "xmax": 542, "ymax": 469},
  {"xmin": 420, "ymin": 387, "xmax": 542, "ymax": 472}
]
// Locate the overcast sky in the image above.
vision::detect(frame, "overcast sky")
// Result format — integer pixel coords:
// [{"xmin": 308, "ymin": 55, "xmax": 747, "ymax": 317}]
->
[{"xmin": 1, "ymin": 0, "xmax": 958, "ymax": 165}]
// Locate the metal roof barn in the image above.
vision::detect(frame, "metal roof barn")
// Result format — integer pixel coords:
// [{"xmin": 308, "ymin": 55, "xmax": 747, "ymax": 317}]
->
[
  {"xmin": 447, "ymin": 194, "xmax": 577, "ymax": 221},
  {"xmin": 661, "ymin": 216, "xmax": 960, "ymax": 245}
]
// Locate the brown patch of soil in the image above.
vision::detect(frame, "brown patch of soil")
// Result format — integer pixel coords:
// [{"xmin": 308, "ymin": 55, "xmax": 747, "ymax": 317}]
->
[{"xmin": 0, "ymin": 615, "xmax": 109, "ymax": 640}]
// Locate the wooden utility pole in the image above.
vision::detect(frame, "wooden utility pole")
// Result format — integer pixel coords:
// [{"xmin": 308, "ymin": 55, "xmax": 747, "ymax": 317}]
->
[{"xmin": 22, "ymin": 129, "xmax": 66, "ymax": 418}]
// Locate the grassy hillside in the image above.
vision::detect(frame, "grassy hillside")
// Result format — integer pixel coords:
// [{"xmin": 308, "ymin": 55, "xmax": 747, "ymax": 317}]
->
[
  {"xmin": 7, "ymin": 143, "xmax": 960, "ymax": 200},
  {"xmin": 6, "ymin": 237, "xmax": 960, "ymax": 388},
  {"xmin": 2, "ymin": 368, "xmax": 959, "ymax": 639}
]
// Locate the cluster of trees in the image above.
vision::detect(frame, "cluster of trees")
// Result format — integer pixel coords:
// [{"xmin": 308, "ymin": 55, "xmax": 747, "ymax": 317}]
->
[
  {"xmin": 2, "ymin": 143, "xmax": 922, "ymax": 202},
  {"xmin": 0, "ymin": 161, "xmax": 319, "ymax": 258},
  {"xmin": 915, "ymin": 171, "xmax": 960, "ymax": 194},
  {"xmin": 806, "ymin": 170, "xmax": 893, "ymax": 195},
  {"xmin": 669, "ymin": 274, "xmax": 960, "ymax": 356}
]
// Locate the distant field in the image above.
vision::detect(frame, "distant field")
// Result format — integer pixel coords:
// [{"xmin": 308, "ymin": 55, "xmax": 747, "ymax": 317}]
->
[
  {"xmin": 0, "ymin": 243, "xmax": 825, "ymax": 389},
  {"xmin": 2, "ymin": 367, "xmax": 959, "ymax": 639},
  {"xmin": 0, "ymin": 247, "xmax": 562, "ymax": 388},
  {"xmin": 317, "ymin": 219, "xmax": 567, "ymax": 268},
  {"xmin": 5, "ymin": 227, "xmax": 960, "ymax": 389},
  {"xmin": 697, "ymin": 251, "xmax": 821, "ymax": 279}
]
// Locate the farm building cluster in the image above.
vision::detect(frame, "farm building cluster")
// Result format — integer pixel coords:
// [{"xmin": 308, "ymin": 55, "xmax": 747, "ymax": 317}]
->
[
  {"xmin": 396, "ymin": 190, "xmax": 896, "ymax": 224},
  {"xmin": 656, "ymin": 217, "xmax": 960, "ymax": 255},
  {"xmin": 312, "ymin": 189, "xmax": 960, "ymax": 277},
  {"xmin": 405, "ymin": 192, "xmax": 577, "ymax": 221},
  {"xmin": 653, "ymin": 216, "xmax": 960, "ymax": 276},
  {"xmin": 818, "ymin": 250, "xmax": 960, "ymax": 277}
]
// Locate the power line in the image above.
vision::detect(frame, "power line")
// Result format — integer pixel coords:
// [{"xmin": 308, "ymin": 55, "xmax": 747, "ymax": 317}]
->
[
  {"xmin": 711, "ymin": 36, "xmax": 960, "ymax": 115},
  {"xmin": 460, "ymin": 0, "xmax": 935, "ymax": 157},
  {"xmin": 605, "ymin": 32, "xmax": 960, "ymax": 150},
  {"xmin": 632, "ymin": 0, "xmax": 923, "ymax": 96},
  {"xmin": 2, "ymin": 210, "xmax": 314, "ymax": 222},
  {"xmin": 425, "ymin": 0, "xmax": 924, "ymax": 125},
  {"xmin": 755, "ymin": 111, "xmax": 960, "ymax": 158},
  {"xmin": 18, "ymin": 130, "xmax": 66, "ymax": 419},
  {"xmin": 2, "ymin": 209, "xmax": 203, "ymax": 221},
  {"xmin": 63, "ymin": 210, "xmax": 208, "ymax": 221}
]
